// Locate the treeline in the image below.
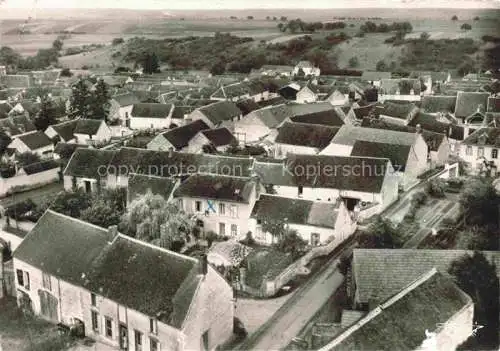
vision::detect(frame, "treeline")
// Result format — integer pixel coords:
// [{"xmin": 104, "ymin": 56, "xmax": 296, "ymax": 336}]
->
[
  {"xmin": 0, "ymin": 38, "xmax": 65, "ymax": 70},
  {"xmin": 278, "ymin": 18, "xmax": 351, "ymax": 33},
  {"xmin": 360, "ymin": 21, "xmax": 413, "ymax": 33}
]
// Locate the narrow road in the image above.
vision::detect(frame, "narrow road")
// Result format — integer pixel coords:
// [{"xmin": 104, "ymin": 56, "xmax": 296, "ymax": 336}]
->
[{"xmin": 237, "ymin": 242, "xmax": 354, "ymax": 351}]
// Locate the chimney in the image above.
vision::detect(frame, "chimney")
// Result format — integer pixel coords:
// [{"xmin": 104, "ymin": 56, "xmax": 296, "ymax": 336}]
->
[
  {"xmin": 416, "ymin": 124, "xmax": 422, "ymax": 134},
  {"xmin": 200, "ymin": 254, "xmax": 208, "ymax": 276},
  {"xmin": 107, "ymin": 225, "xmax": 118, "ymax": 243},
  {"xmin": 168, "ymin": 147, "xmax": 174, "ymax": 157}
]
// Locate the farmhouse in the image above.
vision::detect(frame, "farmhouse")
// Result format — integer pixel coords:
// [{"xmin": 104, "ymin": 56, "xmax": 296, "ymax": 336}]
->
[
  {"xmin": 7, "ymin": 131, "xmax": 53, "ymax": 158},
  {"xmin": 249, "ymin": 194, "xmax": 356, "ymax": 247},
  {"xmin": 274, "ymin": 122, "xmax": 339, "ymax": 158},
  {"xmin": 174, "ymin": 173, "xmax": 260, "ymax": 238},
  {"xmin": 377, "ymin": 101, "xmax": 419, "ymax": 126},
  {"xmin": 210, "ymin": 80, "xmax": 272, "ymax": 102},
  {"xmin": 233, "ymin": 104, "xmax": 291, "ymax": 143},
  {"xmin": 188, "ymin": 101, "xmax": 242, "ymax": 129},
  {"xmin": 129, "ymin": 103, "xmax": 174, "ymax": 130},
  {"xmin": 147, "ymin": 120, "xmax": 210, "ymax": 151},
  {"xmin": 109, "ymin": 93, "xmax": 141, "ymax": 126},
  {"xmin": 13, "ymin": 210, "xmax": 234, "ymax": 351},
  {"xmin": 185, "ymin": 128, "xmax": 237, "ymax": 154}
]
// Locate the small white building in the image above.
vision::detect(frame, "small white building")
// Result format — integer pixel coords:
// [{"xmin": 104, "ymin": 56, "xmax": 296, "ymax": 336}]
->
[
  {"xmin": 129, "ymin": 103, "xmax": 174, "ymax": 130},
  {"xmin": 7, "ymin": 131, "xmax": 54, "ymax": 159}
]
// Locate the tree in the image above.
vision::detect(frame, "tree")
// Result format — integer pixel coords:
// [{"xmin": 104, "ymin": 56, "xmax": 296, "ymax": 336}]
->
[
  {"xmin": 459, "ymin": 177, "xmax": 499, "ymax": 227},
  {"xmin": 69, "ymin": 79, "xmax": 92, "ymax": 119},
  {"xmin": 112, "ymin": 37, "xmax": 124, "ymax": 45},
  {"xmin": 52, "ymin": 39, "xmax": 63, "ymax": 52},
  {"xmin": 210, "ymin": 61, "xmax": 226, "ymax": 75},
  {"xmin": 247, "ymin": 16, "xmax": 254, "ymax": 20},
  {"xmin": 357, "ymin": 216, "xmax": 404, "ymax": 248},
  {"xmin": 139, "ymin": 52, "xmax": 160, "ymax": 75},
  {"xmin": 420, "ymin": 32, "xmax": 430, "ymax": 40},
  {"xmin": 34, "ymin": 95, "xmax": 57, "ymax": 131},
  {"xmin": 49, "ymin": 190, "xmax": 93, "ymax": 218},
  {"xmin": 280, "ymin": 16, "xmax": 288, "ymax": 21},
  {"xmin": 90, "ymin": 79, "xmax": 111, "ymax": 121},
  {"xmin": 275, "ymin": 229, "xmax": 307, "ymax": 259},
  {"xmin": 0, "ymin": 46, "xmax": 21, "ymax": 67},
  {"xmin": 0, "ymin": 131, "xmax": 12, "ymax": 156},
  {"xmin": 451, "ymin": 15, "xmax": 458, "ymax": 21},
  {"xmin": 121, "ymin": 191, "xmax": 193, "ymax": 250},
  {"xmin": 425, "ymin": 178, "xmax": 446, "ymax": 198},
  {"xmin": 375, "ymin": 60, "xmax": 388, "ymax": 71},
  {"xmin": 277, "ymin": 23, "xmax": 285, "ymax": 32},
  {"xmin": 261, "ymin": 216, "xmax": 287, "ymax": 242},
  {"xmin": 449, "ymin": 252, "xmax": 499, "ymax": 348},
  {"xmin": 60, "ymin": 68, "xmax": 72, "ymax": 77},
  {"xmin": 201, "ymin": 143, "xmax": 217, "ymax": 154},
  {"xmin": 473, "ymin": 16, "xmax": 480, "ymax": 21},
  {"xmin": 16, "ymin": 152, "xmax": 41, "ymax": 166},
  {"xmin": 348, "ymin": 56, "xmax": 359, "ymax": 68},
  {"xmin": 461, "ymin": 23, "xmax": 472, "ymax": 31},
  {"xmin": 80, "ymin": 199, "xmax": 122, "ymax": 228}
]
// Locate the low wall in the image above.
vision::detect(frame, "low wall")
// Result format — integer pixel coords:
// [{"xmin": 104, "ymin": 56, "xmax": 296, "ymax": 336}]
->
[{"xmin": 0, "ymin": 167, "xmax": 59, "ymax": 197}]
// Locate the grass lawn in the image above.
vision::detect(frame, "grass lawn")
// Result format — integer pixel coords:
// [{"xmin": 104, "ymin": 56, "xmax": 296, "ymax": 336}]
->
[
  {"xmin": 0, "ymin": 297, "xmax": 75, "ymax": 351},
  {"xmin": 245, "ymin": 247, "xmax": 295, "ymax": 289}
]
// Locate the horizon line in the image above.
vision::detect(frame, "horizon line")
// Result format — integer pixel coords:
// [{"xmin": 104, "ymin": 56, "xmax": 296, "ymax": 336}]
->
[{"xmin": 2, "ymin": 6, "xmax": 500, "ymax": 10}]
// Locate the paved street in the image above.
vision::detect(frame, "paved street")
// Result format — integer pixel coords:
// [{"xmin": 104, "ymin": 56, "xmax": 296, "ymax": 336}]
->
[{"xmin": 237, "ymin": 256, "xmax": 346, "ymax": 351}]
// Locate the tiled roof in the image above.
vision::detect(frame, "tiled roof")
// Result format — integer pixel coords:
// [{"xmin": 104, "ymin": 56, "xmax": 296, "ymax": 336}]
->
[
  {"xmin": 64, "ymin": 148, "xmax": 117, "ymax": 179},
  {"xmin": 201, "ymin": 128, "xmax": 237, "ymax": 147},
  {"xmin": 330, "ymin": 125, "xmax": 417, "ymax": 147},
  {"xmin": 17, "ymin": 130, "xmax": 52, "ymax": 150},
  {"xmin": 251, "ymin": 194, "xmax": 340, "ymax": 228},
  {"xmin": 351, "ymin": 140, "xmax": 411, "ymax": 172},
  {"xmin": 22, "ymin": 159, "xmax": 59, "ymax": 175},
  {"xmin": 252, "ymin": 104, "xmax": 291, "ymax": 128},
  {"xmin": 454, "ymin": 91, "xmax": 490, "ymax": 118},
  {"xmin": 462, "ymin": 127, "xmax": 500, "ymax": 147},
  {"xmin": 236, "ymin": 99, "xmax": 260, "ymax": 115},
  {"xmin": 14, "ymin": 210, "xmax": 110, "ymax": 287},
  {"xmin": 112, "ymin": 92, "xmax": 140, "ymax": 107},
  {"xmin": 352, "ymin": 248, "xmax": 500, "ymax": 305},
  {"xmin": 289, "ymin": 103, "xmax": 345, "ymax": 127},
  {"xmin": 49, "ymin": 120, "xmax": 78, "ymax": 141},
  {"xmin": 275, "ymin": 122, "xmax": 339, "ymax": 149},
  {"xmin": 352, "ymin": 103, "xmax": 380, "ymax": 120},
  {"xmin": 327, "ymin": 269, "xmax": 471, "ymax": 351},
  {"xmin": 131, "ymin": 103, "xmax": 173, "ymax": 118},
  {"xmin": 74, "ymin": 119, "xmax": 103, "ymax": 135},
  {"xmin": 252, "ymin": 160, "xmax": 294, "ymax": 186},
  {"xmin": 408, "ymin": 112, "xmax": 450, "ymax": 135},
  {"xmin": 378, "ymin": 101, "xmax": 418, "ymax": 120},
  {"xmin": 197, "ymin": 101, "xmax": 241, "ymax": 125},
  {"xmin": 487, "ymin": 97, "xmax": 500, "ymax": 113},
  {"xmin": 258, "ymin": 96, "xmax": 287, "ymax": 108},
  {"xmin": 161, "ymin": 120, "xmax": 210, "ymax": 149},
  {"xmin": 53, "ymin": 142, "xmax": 89, "ymax": 160},
  {"xmin": 171, "ymin": 106, "xmax": 194, "ymax": 120},
  {"xmin": 420, "ymin": 96, "xmax": 457, "ymax": 114},
  {"xmin": 173, "ymin": 173, "xmax": 255, "ymax": 203},
  {"xmin": 285, "ymin": 154, "xmax": 391, "ymax": 193},
  {"xmin": 127, "ymin": 174, "xmax": 177, "ymax": 203}
]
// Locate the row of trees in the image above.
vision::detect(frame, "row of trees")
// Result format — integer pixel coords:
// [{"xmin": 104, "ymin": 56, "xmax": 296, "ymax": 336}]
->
[
  {"xmin": 360, "ymin": 21, "xmax": 413, "ymax": 34},
  {"xmin": 68, "ymin": 78, "xmax": 111, "ymax": 121}
]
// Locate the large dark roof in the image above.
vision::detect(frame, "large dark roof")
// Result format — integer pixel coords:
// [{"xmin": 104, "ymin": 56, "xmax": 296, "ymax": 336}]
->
[
  {"xmin": 462, "ymin": 127, "xmax": 500, "ymax": 147},
  {"xmin": 162, "ymin": 120, "xmax": 210, "ymax": 149},
  {"xmin": 275, "ymin": 122, "xmax": 339, "ymax": 149},
  {"xmin": 53, "ymin": 142, "xmax": 89, "ymax": 160},
  {"xmin": 408, "ymin": 112, "xmax": 450, "ymax": 135},
  {"xmin": 197, "ymin": 101, "xmax": 241, "ymax": 125},
  {"xmin": 201, "ymin": 128, "xmax": 237, "ymax": 147},
  {"xmin": 174, "ymin": 173, "xmax": 255, "ymax": 203},
  {"xmin": 289, "ymin": 106, "xmax": 344, "ymax": 127},
  {"xmin": 14, "ymin": 210, "xmax": 110, "ymax": 287},
  {"xmin": 251, "ymin": 194, "xmax": 340, "ymax": 228},
  {"xmin": 351, "ymin": 140, "xmax": 411, "ymax": 172},
  {"xmin": 285, "ymin": 154, "xmax": 391, "ymax": 193},
  {"xmin": 50, "ymin": 120, "xmax": 78, "ymax": 141},
  {"xmin": 85, "ymin": 235, "xmax": 198, "ymax": 325},
  {"xmin": 454, "ymin": 92, "xmax": 490, "ymax": 118},
  {"xmin": 74, "ymin": 119, "xmax": 103, "ymax": 135},
  {"xmin": 127, "ymin": 174, "xmax": 177, "ymax": 203},
  {"xmin": 64, "ymin": 148, "xmax": 117, "ymax": 178},
  {"xmin": 252, "ymin": 160, "xmax": 294, "ymax": 186},
  {"xmin": 131, "ymin": 103, "xmax": 173, "ymax": 118},
  {"xmin": 420, "ymin": 95, "xmax": 456, "ymax": 114},
  {"xmin": 252, "ymin": 104, "xmax": 291, "ymax": 128},
  {"xmin": 17, "ymin": 130, "xmax": 52, "ymax": 150},
  {"xmin": 112, "ymin": 93, "xmax": 141, "ymax": 107},
  {"xmin": 236, "ymin": 99, "xmax": 260, "ymax": 115},
  {"xmin": 378, "ymin": 101, "xmax": 418, "ymax": 120},
  {"xmin": 329, "ymin": 270, "xmax": 471, "ymax": 351},
  {"xmin": 22, "ymin": 159, "xmax": 59, "ymax": 175}
]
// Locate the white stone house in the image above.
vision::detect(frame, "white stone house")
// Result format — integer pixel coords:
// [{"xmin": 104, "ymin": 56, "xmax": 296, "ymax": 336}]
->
[
  {"xmin": 7, "ymin": 130, "xmax": 54, "ymax": 159},
  {"xmin": 108, "ymin": 93, "xmax": 140, "ymax": 126},
  {"xmin": 13, "ymin": 210, "xmax": 234, "ymax": 351},
  {"xmin": 129, "ymin": 103, "xmax": 174, "ymax": 130}
]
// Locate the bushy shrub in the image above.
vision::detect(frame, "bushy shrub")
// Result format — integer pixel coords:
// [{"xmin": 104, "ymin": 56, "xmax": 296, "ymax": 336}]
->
[{"xmin": 425, "ymin": 179, "xmax": 447, "ymax": 198}]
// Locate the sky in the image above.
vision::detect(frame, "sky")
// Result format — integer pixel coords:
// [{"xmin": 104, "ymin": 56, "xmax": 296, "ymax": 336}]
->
[{"xmin": 0, "ymin": 0, "xmax": 499, "ymax": 9}]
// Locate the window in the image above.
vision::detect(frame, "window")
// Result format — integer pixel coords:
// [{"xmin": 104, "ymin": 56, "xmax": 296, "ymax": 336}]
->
[
  {"xmin": 149, "ymin": 318, "xmax": 157, "ymax": 335},
  {"xmin": 105, "ymin": 317, "xmax": 113, "ymax": 338},
  {"xmin": 298, "ymin": 185, "xmax": 303, "ymax": 197},
  {"xmin": 311, "ymin": 233, "xmax": 320, "ymax": 246},
  {"xmin": 219, "ymin": 223, "xmax": 226, "ymax": 236},
  {"xmin": 229, "ymin": 205, "xmax": 238, "ymax": 218},
  {"xmin": 219, "ymin": 203, "xmax": 226, "ymax": 215},
  {"xmin": 466, "ymin": 146, "xmax": 472, "ymax": 156},
  {"xmin": 16, "ymin": 269, "xmax": 24, "ymax": 286},
  {"xmin": 24, "ymin": 272, "xmax": 30, "ymax": 290},
  {"xmin": 91, "ymin": 293, "xmax": 96, "ymax": 307},
  {"xmin": 150, "ymin": 338, "xmax": 159, "ymax": 351},
  {"xmin": 491, "ymin": 148, "xmax": 498, "ymax": 159},
  {"xmin": 135, "ymin": 330, "xmax": 143, "ymax": 351},
  {"xmin": 42, "ymin": 273, "xmax": 51, "ymax": 291},
  {"xmin": 231, "ymin": 224, "xmax": 238, "ymax": 237},
  {"xmin": 195, "ymin": 201, "xmax": 202, "ymax": 212},
  {"xmin": 91, "ymin": 311, "xmax": 99, "ymax": 332},
  {"xmin": 478, "ymin": 147, "xmax": 484, "ymax": 157}
]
